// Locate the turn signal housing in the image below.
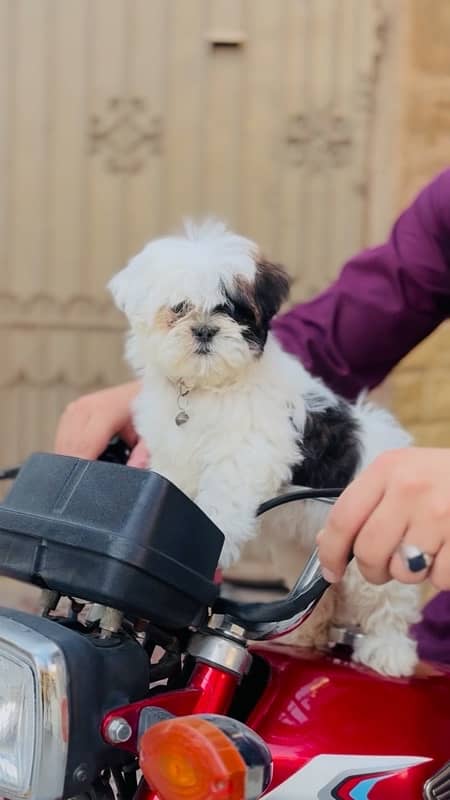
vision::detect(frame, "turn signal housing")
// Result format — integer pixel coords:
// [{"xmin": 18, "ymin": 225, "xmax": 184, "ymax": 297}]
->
[{"xmin": 139, "ymin": 714, "xmax": 272, "ymax": 800}]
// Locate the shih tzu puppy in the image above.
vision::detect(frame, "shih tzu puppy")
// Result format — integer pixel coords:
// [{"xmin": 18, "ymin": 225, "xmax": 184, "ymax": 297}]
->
[{"xmin": 109, "ymin": 220, "xmax": 420, "ymax": 677}]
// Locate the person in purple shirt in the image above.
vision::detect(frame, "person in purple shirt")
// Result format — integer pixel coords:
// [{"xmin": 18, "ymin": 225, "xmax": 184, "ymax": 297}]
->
[{"xmin": 54, "ymin": 168, "xmax": 450, "ymax": 662}]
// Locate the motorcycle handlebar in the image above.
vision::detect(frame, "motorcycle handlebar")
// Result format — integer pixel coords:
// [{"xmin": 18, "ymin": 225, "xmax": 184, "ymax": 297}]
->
[
  {"xmin": 0, "ymin": 443, "xmax": 347, "ymax": 640},
  {"xmin": 214, "ymin": 488, "xmax": 346, "ymax": 640}
]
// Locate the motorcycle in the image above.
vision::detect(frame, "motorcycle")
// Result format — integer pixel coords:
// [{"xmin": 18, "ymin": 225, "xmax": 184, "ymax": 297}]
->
[{"xmin": 0, "ymin": 441, "xmax": 449, "ymax": 800}]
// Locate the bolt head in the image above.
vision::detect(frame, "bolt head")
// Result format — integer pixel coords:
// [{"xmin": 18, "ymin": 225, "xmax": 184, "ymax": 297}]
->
[
  {"xmin": 73, "ymin": 764, "xmax": 89, "ymax": 783},
  {"xmin": 105, "ymin": 717, "xmax": 132, "ymax": 744}
]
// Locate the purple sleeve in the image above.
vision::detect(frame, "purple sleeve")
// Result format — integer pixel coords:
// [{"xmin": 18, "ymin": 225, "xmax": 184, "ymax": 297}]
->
[{"xmin": 271, "ymin": 169, "xmax": 450, "ymax": 400}]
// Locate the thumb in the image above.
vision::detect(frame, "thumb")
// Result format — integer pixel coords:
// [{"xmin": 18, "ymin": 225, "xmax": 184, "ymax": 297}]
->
[{"xmin": 127, "ymin": 439, "xmax": 150, "ymax": 469}]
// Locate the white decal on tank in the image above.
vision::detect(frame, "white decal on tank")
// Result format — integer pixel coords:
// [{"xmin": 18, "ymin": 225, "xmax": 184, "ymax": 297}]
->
[{"xmin": 264, "ymin": 754, "xmax": 430, "ymax": 799}]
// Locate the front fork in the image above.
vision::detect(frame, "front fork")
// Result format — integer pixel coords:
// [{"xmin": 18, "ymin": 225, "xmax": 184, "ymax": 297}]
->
[
  {"xmin": 135, "ymin": 662, "xmax": 241, "ymax": 800},
  {"xmin": 104, "ymin": 621, "xmax": 252, "ymax": 800}
]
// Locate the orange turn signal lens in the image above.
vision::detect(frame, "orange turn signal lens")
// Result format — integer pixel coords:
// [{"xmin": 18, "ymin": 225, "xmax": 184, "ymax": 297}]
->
[{"xmin": 139, "ymin": 715, "xmax": 247, "ymax": 800}]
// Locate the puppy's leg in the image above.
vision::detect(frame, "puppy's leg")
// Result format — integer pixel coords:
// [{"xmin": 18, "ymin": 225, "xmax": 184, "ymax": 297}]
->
[
  {"xmin": 260, "ymin": 501, "xmax": 335, "ymax": 649},
  {"xmin": 195, "ymin": 453, "xmax": 283, "ymax": 568},
  {"xmin": 335, "ymin": 561, "xmax": 420, "ymax": 677},
  {"xmin": 195, "ymin": 486, "xmax": 258, "ymax": 568}
]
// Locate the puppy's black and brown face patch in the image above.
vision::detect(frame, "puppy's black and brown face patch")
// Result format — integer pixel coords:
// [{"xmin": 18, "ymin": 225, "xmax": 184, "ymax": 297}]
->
[
  {"xmin": 217, "ymin": 258, "xmax": 290, "ymax": 353},
  {"xmin": 254, "ymin": 259, "xmax": 290, "ymax": 323},
  {"xmin": 218, "ymin": 286, "xmax": 266, "ymax": 352}
]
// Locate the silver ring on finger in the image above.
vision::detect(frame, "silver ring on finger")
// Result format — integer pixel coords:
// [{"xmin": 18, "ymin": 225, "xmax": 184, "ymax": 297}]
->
[{"xmin": 399, "ymin": 542, "xmax": 434, "ymax": 574}]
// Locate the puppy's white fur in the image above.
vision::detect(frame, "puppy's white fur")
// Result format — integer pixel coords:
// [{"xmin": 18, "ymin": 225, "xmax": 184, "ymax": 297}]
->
[{"xmin": 109, "ymin": 220, "xmax": 420, "ymax": 677}]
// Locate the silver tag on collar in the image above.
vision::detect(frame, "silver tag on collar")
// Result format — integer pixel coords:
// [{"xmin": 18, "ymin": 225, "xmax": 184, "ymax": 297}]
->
[{"xmin": 175, "ymin": 410, "xmax": 189, "ymax": 426}]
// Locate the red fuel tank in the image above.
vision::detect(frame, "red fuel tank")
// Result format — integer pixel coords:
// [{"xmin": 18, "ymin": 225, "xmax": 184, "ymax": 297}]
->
[{"xmin": 249, "ymin": 643, "xmax": 450, "ymax": 799}]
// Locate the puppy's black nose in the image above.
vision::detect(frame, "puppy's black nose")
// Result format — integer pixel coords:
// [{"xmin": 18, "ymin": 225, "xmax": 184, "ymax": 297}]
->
[{"xmin": 192, "ymin": 325, "xmax": 219, "ymax": 343}]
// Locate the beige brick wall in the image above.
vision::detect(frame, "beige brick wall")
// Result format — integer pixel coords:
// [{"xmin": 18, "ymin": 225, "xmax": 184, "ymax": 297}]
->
[
  {"xmin": 392, "ymin": 324, "xmax": 450, "ymax": 446},
  {"xmin": 390, "ymin": 0, "xmax": 450, "ymax": 446}
]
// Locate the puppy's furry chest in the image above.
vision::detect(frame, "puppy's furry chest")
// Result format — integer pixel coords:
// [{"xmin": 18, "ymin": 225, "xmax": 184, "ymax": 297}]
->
[{"xmin": 134, "ymin": 379, "xmax": 300, "ymax": 500}]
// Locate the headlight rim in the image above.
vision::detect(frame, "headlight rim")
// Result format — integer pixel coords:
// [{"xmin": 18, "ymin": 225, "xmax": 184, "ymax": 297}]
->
[{"xmin": 0, "ymin": 614, "xmax": 69, "ymax": 800}]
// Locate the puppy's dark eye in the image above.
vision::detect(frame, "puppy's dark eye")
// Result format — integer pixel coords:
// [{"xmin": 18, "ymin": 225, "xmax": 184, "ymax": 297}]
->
[
  {"xmin": 171, "ymin": 302, "xmax": 190, "ymax": 316},
  {"xmin": 212, "ymin": 303, "xmax": 230, "ymax": 315},
  {"xmin": 213, "ymin": 297, "xmax": 255, "ymax": 324}
]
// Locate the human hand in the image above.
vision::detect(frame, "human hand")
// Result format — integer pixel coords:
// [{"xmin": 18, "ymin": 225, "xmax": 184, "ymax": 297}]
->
[
  {"xmin": 54, "ymin": 381, "xmax": 150, "ymax": 467},
  {"xmin": 317, "ymin": 448, "xmax": 450, "ymax": 590}
]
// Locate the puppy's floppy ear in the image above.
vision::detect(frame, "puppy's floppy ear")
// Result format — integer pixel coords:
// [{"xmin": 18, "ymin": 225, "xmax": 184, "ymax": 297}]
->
[
  {"xmin": 254, "ymin": 258, "xmax": 290, "ymax": 322},
  {"xmin": 108, "ymin": 267, "xmax": 130, "ymax": 314},
  {"xmin": 108, "ymin": 258, "xmax": 144, "ymax": 319}
]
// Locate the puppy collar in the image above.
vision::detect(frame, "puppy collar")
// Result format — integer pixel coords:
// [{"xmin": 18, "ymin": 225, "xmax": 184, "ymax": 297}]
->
[{"xmin": 174, "ymin": 379, "xmax": 191, "ymax": 426}]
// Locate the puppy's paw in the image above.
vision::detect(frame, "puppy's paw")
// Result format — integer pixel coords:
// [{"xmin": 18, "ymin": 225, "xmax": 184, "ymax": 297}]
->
[{"xmin": 353, "ymin": 632, "xmax": 418, "ymax": 677}]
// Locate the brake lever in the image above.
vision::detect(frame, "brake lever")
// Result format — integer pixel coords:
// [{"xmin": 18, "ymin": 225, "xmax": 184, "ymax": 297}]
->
[
  {"xmin": 213, "ymin": 487, "xmax": 349, "ymax": 640},
  {"xmin": 214, "ymin": 547, "xmax": 330, "ymax": 639}
]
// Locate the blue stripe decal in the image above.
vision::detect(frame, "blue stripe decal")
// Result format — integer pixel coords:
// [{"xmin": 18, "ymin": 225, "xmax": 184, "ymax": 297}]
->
[{"xmin": 349, "ymin": 778, "xmax": 379, "ymax": 800}]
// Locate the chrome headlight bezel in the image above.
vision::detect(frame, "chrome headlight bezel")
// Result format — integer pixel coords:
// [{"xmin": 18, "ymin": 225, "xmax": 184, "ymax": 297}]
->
[
  {"xmin": 0, "ymin": 607, "xmax": 151, "ymax": 800},
  {"xmin": 0, "ymin": 614, "xmax": 69, "ymax": 800}
]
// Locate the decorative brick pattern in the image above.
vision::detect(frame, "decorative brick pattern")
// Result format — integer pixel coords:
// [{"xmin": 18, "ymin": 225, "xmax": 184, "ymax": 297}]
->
[{"xmin": 390, "ymin": 0, "xmax": 450, "ymax": 446}]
